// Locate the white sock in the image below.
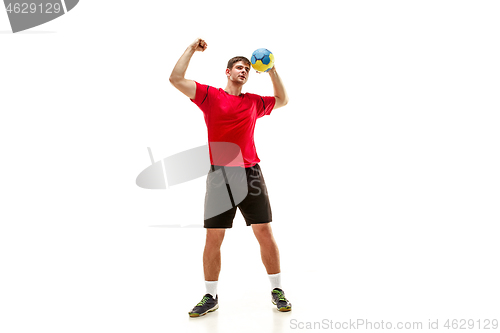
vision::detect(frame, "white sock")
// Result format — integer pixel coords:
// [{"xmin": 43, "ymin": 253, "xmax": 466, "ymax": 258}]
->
[
  {"xmin": 205, "ymin": 281, "xmax": 218, "ymax": 298},
  {"xmin": 268, "ymin": 273, "xmax": 282, "ymax": 290}
]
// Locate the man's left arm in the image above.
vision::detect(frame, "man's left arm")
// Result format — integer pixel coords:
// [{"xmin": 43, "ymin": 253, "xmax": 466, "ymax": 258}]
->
[{"xmin": 268, "ymin": 66, "xmax": 289, "ymax": 109}]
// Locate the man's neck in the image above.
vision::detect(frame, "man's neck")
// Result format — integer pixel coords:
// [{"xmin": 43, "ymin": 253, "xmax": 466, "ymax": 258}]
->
[{"xmin": 224, "ymin": 81, "xmax": 243, "ymax": 96}]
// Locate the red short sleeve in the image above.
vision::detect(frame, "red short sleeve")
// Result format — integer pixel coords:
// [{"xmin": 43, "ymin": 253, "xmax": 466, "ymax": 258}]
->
[
  {"xmin": 256, "ymin": 96, "xmax": 276, "ymax": 118},
  {"xmin": 190, "ymin": 81, "xmax": 213, "ymax": 114}
]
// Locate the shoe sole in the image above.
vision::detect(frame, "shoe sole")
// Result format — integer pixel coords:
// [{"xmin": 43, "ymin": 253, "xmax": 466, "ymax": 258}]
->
[
  {"xmin": 272, "ymin": 300, "xmax": 292, "ymax": 312},
  {"xmin": 188, "ymin": 303, "xmax": 219, "ymax": 317}
]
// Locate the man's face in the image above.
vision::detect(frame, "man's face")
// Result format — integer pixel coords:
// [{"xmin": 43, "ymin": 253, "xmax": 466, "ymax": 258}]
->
[{"xmin": 226, "ymin": 61, "xmax": 250, "ymax": 85}]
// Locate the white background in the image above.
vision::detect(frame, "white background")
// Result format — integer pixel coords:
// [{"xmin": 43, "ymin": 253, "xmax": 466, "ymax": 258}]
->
[{"xmin": 1, "ymin": 1, "xmax": 499, "ymax": 332}]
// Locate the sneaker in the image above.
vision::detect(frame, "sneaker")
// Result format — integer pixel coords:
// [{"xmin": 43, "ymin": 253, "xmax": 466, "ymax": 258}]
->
[
  {"xmin": 188, "ymin": 294, "xmax": 219, "ymax": 317},
  {"xmin": 271, "ymin": 288, "xmax": 292, "ymax": 312}
]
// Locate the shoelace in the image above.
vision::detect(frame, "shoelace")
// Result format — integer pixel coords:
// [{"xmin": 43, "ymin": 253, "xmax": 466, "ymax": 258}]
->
[
  {"xmin": 273, "ymin": 290, "xmax": 287, "ymax": 302},
  {"xmin": 196, "ymin": 296, "xmax": 210, "ymax": 307}
]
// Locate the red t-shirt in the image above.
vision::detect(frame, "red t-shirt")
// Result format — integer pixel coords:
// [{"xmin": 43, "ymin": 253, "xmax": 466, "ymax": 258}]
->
[{"xmin": 191, "ymin": 81, "xmax": 276, "ymax": 167}]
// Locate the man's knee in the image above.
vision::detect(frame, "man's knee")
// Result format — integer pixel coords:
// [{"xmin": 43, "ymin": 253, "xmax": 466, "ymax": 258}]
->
[
  {"xmin": 252, "ymin": 223, "xmax": 274, "ymax": 241},
  {"xmin": 205, "ymin": 228, "xmax": 225, "ymax": 247}
]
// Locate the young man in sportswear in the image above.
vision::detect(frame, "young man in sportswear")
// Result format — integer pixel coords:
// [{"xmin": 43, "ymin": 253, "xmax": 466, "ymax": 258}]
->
[{"xmin": 169, "ymin": 38, "xmax": 291, "ymax": 317}]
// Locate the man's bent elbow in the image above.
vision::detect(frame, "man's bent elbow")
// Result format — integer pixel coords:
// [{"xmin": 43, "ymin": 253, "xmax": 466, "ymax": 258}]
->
[
  {"xmin": 280, "ymin": 96, "xmax": 290, "ymax": 106},
  {"xmin": 274, "ymin": 96, "xmax": 289, "ymax": 109},
  {"xmin": 169, "ymin": 76, "xmax": 184, "ymax": 90}
]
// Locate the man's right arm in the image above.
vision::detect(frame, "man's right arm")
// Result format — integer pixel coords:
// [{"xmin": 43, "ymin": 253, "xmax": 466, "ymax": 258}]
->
[{"xmin": 169, "ymin": 38, "xmax": 207, "ymax": 100}]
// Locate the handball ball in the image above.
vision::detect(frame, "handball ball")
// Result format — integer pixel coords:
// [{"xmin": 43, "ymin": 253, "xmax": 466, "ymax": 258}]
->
[{"xmin": 251, "ymin": 48, "xmax": 274, "ymax": 73}]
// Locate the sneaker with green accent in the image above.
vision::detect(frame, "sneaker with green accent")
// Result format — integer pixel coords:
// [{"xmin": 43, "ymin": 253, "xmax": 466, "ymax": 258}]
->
[
  {"xmin": 188, "ymin": 294, "xmax": 219, "ymax": 317},
  {"xmin": 271, "ymin": 288, "xmax": 292, "ymax": 312}
]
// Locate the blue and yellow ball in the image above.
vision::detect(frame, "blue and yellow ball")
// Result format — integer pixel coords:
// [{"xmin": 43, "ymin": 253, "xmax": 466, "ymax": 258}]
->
[{"xmin": 251, "ymin": 48, "xmax": 274, "ymax": 73}]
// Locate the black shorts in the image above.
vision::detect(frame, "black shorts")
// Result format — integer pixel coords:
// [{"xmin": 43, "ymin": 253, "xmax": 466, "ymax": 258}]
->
[{"xmin": 204, "ymin": 163, "xmax": 272, "ymax": 228}]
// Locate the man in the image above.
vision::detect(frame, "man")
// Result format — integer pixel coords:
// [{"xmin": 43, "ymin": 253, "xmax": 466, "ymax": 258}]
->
[{"xmin": 169, "ymin": 38, "xmax": 291, "ymax": 317}]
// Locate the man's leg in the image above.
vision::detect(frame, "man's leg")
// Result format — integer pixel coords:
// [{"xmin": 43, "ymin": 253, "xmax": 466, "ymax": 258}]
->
[
  {"xmin": 252, "ymin": 222, "xmax": 292, "ymax": 312},
  {"xmin": 189, "ymin": 228, "xmax": 225, "ymax": 317},
  {"xmin": 203, "ymin": 228, "xmax": 226, "ymax": 281},
  {"xmin": 189, "ymin": 164, "xmax": 236, "ymax": 317},
  {"xmin": 251, "ymin": 223, "xmax": 280, "ymax": 274}
]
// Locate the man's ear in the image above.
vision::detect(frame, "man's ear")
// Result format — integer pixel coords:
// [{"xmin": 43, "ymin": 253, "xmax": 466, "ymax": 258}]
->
[{"xmin": 225, "ymin": 68, "xmax": 231, "ymax": 77}]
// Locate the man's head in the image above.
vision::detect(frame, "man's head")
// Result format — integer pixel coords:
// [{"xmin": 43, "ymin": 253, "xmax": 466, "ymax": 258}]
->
[
  {"xmin": 227, "ymin": 56, "xmax": 251, "ymax": 70},
  {"xmin": 226, "ymin": 56, "xmax": 251, "ymax": 85}
]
